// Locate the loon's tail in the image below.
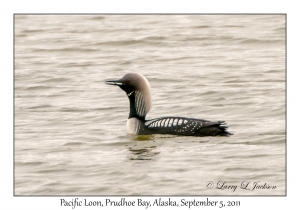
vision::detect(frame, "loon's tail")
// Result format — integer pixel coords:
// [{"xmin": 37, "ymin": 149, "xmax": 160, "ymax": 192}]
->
[{"xmin": 196, "ymin": 121, "xmax": 233, "ymax": 137}]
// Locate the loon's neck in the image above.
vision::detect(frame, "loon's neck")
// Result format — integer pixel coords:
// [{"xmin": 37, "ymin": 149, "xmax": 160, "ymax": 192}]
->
[{"xmin": 128, "ymin": 90, "xmax": 148, "ymax": 121}]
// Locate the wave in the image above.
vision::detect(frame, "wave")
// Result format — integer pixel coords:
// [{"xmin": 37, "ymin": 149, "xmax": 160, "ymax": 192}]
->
[
  {"xmin": 63, "ymin": 142, "xmax": 83, "ymax": 146},
  {"xmin": 40, "ymin": 78, "xmax": 71, "ymax": 83},
  {"xmin": 238, "ymin": 38, "xmax": 284, "ymax": 45},
  {"xmin": 28, "ymin": 104, "xmax": 53, "ymax": 109},
  {"xmin": 31, "ymin": 47, "xmax": 99, "ymax": 53},
  {"xmin": 25, "ymin": 85, "xmax": 52, "ymax": 90},
  {"xmin": 89, "ymin": 16, "xmax": 105, "ymax": 20},
  {"xmin": 21, "ymin": 29, "xmax": 45, "ymax": 33}
]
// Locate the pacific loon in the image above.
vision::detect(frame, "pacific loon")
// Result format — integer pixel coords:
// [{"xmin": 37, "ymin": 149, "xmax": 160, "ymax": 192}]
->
[{"xmin": 105, "ymin": 73, "xmax": 232, "ymax": 136}]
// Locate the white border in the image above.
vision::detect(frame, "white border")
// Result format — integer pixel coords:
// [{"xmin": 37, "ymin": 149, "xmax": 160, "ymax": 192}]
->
[{"xmin": 2, "ymin": 0, "xmax": 296, "ymax": 209}]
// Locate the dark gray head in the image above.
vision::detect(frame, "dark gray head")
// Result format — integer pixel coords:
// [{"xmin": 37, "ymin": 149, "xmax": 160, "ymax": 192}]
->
[{"xmin": 106, "ymin": 73, "xmax": 152, "ymax": 119}]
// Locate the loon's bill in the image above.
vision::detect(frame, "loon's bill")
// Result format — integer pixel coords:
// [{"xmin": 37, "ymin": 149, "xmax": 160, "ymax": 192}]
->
[{"xmin": 105, "ymin": 73, "xmax": 232, "ymax": 137}]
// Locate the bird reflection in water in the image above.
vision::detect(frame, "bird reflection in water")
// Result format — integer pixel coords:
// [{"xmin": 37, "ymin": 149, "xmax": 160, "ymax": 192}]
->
[{"xmin": 127, "ymin": 135, "xmax": 161, "ymax": 160}]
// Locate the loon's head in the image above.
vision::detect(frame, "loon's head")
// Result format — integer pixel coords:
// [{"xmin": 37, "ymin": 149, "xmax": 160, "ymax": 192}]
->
[{"xmin": 106, "ymin": 73, "xmax": 152, "ymax": 120}]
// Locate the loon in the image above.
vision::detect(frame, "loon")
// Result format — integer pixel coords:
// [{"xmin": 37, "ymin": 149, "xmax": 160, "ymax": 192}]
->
[{"xmin": 105, "ymin": 73, "xmax": 232, "ymax": 136}]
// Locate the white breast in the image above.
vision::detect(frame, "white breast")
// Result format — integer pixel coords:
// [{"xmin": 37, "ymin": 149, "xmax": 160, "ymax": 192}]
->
[{"xmin": 126, "ymin": 118, "xmax": 140, "ymax": 134}]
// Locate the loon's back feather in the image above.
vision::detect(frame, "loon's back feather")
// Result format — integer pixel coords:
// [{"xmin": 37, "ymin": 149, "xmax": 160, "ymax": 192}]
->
[{"xmin": 140, "ymin": 117, "xmax": 231, "ymax": 136}]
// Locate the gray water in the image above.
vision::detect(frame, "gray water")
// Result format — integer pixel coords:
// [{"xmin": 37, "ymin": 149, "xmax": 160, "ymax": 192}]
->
[{"xmin": 14, "ymin": 15, "xmax": 285, "ymax": 195}]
